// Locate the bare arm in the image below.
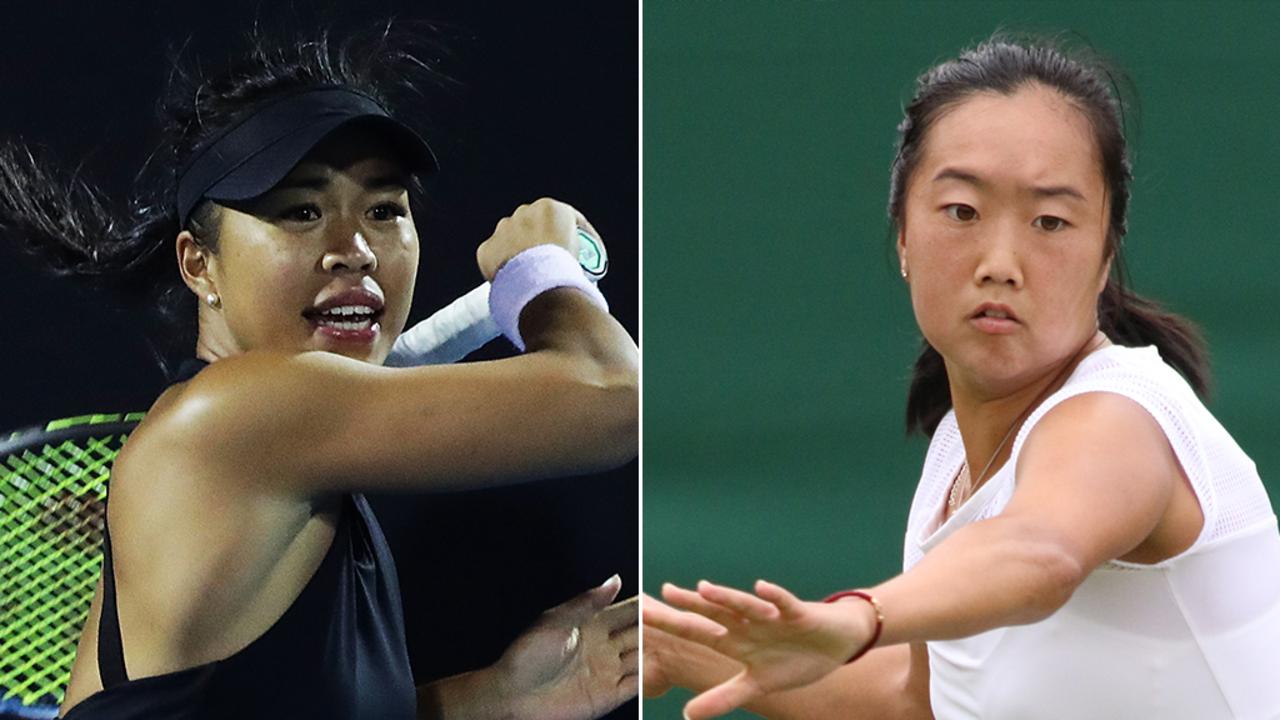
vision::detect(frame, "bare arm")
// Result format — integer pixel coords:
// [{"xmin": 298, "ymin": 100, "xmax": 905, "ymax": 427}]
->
[
  {"xmin": 869, "ymin": 391, "xmax": 1184, "ymax": 645},
  {"xmin": 161, "ymin": 199, "xmax": 637, "ymax": 497},
  {"xmin": 649, "ymin": 392, "xmax": 1191, "ymax": 718}
]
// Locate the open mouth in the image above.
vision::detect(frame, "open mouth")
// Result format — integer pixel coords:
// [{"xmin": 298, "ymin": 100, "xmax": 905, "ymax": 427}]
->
[
  {"xmin": 302, "ymin": 304, "xmax": 386, "ymax": 344},
  {"xmin": 969, "ymin": 303, "xmax": 1020, "ymax": 334},
  {"xmin": 304, "ymin": 304, "xmax": 384, "ymax": 331},
  {"xmin": 303, "ymin": 286, "xmax": 387, "ymax": 344},
  {"xmin": 971, "ymin": 302, "xmax": 1019, "ymax": 322}
]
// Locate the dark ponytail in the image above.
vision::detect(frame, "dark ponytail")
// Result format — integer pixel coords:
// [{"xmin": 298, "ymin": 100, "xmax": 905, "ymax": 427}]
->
[
  {"xmin": 0, "ymin": 142, "xmax": 188, "ymax": 366},
  {"xmin": 0, "ymin": 21, "xmax": 450, "ymax": 376},
  {"xmin": 891, "ymin": 34, "xmax": 1209, "ymax": 437}
]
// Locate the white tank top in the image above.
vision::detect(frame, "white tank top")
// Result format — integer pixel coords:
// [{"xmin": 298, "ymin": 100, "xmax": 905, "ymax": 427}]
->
[{"xmin": 903, "ymin": 345, "xmax": 1280, "ymax": 720}]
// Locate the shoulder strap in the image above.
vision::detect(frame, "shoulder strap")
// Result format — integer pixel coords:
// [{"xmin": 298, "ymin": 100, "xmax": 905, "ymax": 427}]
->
[{"xmin": 97, "ymin": 503, "xmax": 130, "ymax": 688}]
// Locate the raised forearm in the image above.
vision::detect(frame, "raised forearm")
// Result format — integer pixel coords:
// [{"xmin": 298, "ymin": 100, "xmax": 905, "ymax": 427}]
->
[
  {"xmin": 519, "ymin": 289, "xmax": 638, "ymax": 469},
  {"xmin": 520, "ymin": 289, "xmax": 638, "ymax": 375},
  {"xmin": 870, "ymin": 516, "xmax": 1082, "ymax": 646}
]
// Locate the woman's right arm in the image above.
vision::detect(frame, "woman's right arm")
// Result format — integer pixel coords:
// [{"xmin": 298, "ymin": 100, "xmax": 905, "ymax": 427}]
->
[
  {"xmin": 162, "ymin": 200, "xmax": 638, "ymax": 496},
  {"xmin": 645, "ymin": 601, "xmax": 932, "ymax": 719}
]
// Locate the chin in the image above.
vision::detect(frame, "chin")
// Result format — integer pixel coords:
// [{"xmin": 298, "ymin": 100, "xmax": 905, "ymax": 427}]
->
[
  {"xmin": 966, "ymin": 347, "xmax": 1079, "ymax": 399},
  {"xmin": 936, "ymin": 336, "xmax": 1038, "ymax": 390}
]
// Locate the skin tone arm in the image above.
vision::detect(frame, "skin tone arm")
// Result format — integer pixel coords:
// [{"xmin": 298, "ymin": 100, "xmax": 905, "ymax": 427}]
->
[
  {"xmin": 646, "ymin": 391, "xmax": 1191, "ymax": 719},
  {"xmin": 56, "ymin": 191, "xmax": 631, "ymax": 719},
  {"xmin": 419, "ymin": 579, "xmax": 639, "ymax": 720},
  {"xmin": 151, "ymin": 199, "xmax": 638, "ymax": 497}
]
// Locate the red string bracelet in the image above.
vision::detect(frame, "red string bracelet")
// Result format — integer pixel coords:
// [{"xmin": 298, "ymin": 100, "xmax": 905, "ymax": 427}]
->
[{"xmin": 822, "ymin": 590, "xmax": 884, "ymax": 664}]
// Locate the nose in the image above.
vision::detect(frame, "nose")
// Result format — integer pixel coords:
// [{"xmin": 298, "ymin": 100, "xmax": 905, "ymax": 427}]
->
[
  {"xmin": 321, "ymin": 229, "xmax": 378, "ymax": 274},
  {"xmin": 972, "ymin": 220, "xmax": 1023, "ymax": 289}
]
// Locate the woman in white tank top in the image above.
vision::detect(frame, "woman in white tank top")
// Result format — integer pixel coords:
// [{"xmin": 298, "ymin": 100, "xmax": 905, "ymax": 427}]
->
[{"xmin": 643, "ymin": 35, "xmax": 1280, "ymax": 720}]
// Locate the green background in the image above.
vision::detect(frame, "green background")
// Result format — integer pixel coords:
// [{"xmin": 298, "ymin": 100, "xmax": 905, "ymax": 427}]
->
[{"xmin": 643, "ymin": 1, "xmax": 1280, "ymax": 716}]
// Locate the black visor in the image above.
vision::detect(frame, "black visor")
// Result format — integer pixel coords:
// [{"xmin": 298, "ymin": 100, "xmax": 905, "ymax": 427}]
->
[{"xmin": 175, "ymin": 86, "xmax": 438, "ymax": 227}]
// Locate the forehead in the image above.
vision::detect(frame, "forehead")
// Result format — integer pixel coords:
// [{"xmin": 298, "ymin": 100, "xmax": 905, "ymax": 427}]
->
[{"xmin": 915, "ymin": 83, "xmax": 1101, "ymax": 193}]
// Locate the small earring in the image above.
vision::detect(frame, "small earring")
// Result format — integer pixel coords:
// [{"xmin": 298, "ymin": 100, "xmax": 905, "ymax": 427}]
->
[
  {"xmin": 900, "ymin": 267, "xmax": 909, "ymax": 280},
  {"xmin": 206, "ymin": 293, "xmax": 221, "ymax": 309}
]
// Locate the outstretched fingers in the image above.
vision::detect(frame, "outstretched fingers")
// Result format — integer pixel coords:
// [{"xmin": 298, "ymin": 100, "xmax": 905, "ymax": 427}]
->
[
  {"xmin": 696, "ymin": 579, "xmax": 782, "ymax": 622},
  {"xmin": 752, "ymin": 579, "xmax": 807, "ymax": 618},
  {"xmin": 661, "ymin": 582, "xmax": 746, "ymax": 629},
  {"xmin": 643, "ymin": 591, "xmax": 729, "ymax": 646}
]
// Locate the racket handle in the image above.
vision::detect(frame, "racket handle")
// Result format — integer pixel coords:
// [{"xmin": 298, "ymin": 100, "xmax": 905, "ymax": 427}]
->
[
  {"xmin": 386, "ymin": 230, "xmax": 607, "ymax": 367},
  {"xmin": 385, "ymin": 284, "xmax": 499, "ymax": 366}
]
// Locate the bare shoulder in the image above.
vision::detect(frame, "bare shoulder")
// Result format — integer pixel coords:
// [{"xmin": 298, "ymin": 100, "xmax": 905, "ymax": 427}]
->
[
  {"xmin": 91, "ymin": 381, "xmax": 334, "ymax": 684},
  {"xmin": 105, "ymin": 354, "xmax": 326, "ymax": 592},
  {"xmin": 1018, "ymin": 391, "xmax": 1174, "ymax": 482},
  {"xmin": 1010, "ymin": 391, "xmax": 1196, "ymax": 567},
  {"xmin": 127, "ymin": 346, "xmax": 636, "ymax": 496},
  {"xmin": 107, "ymin": 355, "xmax": 325, "ymax": 558},
  {"xmin": 150, "ymin": 351, "xmax": 363, "ymax": 437},
  {"xmin": 123, "ymin": 351, "xmax": 364, "ymax": 495}
]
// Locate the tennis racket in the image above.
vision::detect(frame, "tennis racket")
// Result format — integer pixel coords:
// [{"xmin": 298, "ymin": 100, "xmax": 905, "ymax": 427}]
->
[
  {"xmin": 385, "ymin": 228, "xmax": 608, "ymax": 366},
  {"xmin": 0, "ymin": 414, "xmax": 142, "ymax": 720},
  {"xmin": 0, "ymin": 229, "xmax": 610, "ymax": 718}
]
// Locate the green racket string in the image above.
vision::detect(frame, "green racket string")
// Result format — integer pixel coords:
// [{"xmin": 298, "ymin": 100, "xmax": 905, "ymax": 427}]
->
[{"xmin": 1, "ymin": 414, "xmax": 141, "ymax": 712}]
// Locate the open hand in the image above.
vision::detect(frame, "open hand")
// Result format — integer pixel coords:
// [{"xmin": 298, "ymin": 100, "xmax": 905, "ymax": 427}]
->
[
  {"xmin": 641, "ymin": 579, "xmax": 875, "ymax": 720},
  {"xmin": 642, "ymin": 594, "xmax": 746, "ymax": 701},
  {"xmin": 496, "ymin": 575, "xmax": 638, "ymax": 720}
]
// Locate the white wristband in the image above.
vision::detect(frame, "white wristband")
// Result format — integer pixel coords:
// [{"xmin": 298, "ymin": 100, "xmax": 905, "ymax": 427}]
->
[{"xmin": 489, "ymin": 244, "xmax": 609, "ymax": 351}]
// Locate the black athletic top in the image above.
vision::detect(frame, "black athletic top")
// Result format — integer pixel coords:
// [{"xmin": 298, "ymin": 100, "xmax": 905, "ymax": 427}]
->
[{"xmin": 61, "ymin": 358, "xmax": 416, "ymax": 719}]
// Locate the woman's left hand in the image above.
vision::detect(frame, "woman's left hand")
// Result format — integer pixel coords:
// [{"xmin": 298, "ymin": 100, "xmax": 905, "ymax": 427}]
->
[
  {"xmin": 643, "ymin": 579, "xmax": 876, "ymax": 720},
  {"xmin": 495, "ymin": 575, "xmax": 639, "ymax": 720}
]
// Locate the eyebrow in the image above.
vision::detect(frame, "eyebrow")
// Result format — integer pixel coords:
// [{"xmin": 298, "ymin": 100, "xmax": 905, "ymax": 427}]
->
[
  {"xmin": 273, "ymin": 173, "xmax": 410, "ymax": 192},
  {"xmin": 932, "ymin": 167, "xmax": 1088, "ymax": 203}
]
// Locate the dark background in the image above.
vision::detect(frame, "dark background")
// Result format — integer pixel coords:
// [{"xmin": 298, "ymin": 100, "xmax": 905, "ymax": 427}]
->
[
  {"xmin": 643, "ymin": 1, "xmax": 1280, "ymax": 717},
  {"xmin": 0, "ymin": 1, "xmax": 637, "ymax": 716}
]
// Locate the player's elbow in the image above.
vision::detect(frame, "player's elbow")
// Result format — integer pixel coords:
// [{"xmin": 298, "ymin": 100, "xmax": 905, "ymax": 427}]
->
[
  {"xmin": 587, "ymin": 363, "xmax": 639, "ymax": 467},
  {"xmin": 991, "ymin": 518, "xmax": 1087, "ymax": 623},
  {"xmin": 1024, "ymin": 532, "xmax": 1087, "ymax": 620},
  {"xmin": 516, "ymin": 349, "xmax": 637, "ymax": 475}
]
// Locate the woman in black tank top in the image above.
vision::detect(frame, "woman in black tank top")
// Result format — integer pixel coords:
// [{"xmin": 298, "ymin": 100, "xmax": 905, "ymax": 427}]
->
[{"xmin": 1, "ymin": 21, "xmax": 638, "ymax": 720}]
